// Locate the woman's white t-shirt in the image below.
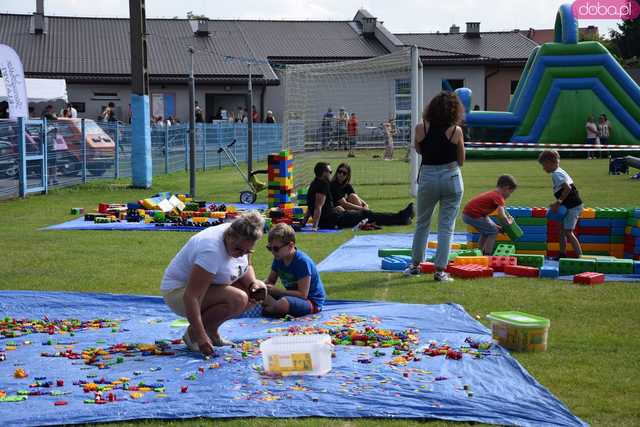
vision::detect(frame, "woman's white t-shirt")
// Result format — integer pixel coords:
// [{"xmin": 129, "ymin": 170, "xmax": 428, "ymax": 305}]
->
[{"xmin": 160, "ymin": 223, "xmax": 249, "ymax": 293}]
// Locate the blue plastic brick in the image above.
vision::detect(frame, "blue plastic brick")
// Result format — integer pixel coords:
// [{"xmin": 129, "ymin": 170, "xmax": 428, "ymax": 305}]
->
[
  {"xmin": 515, "ymin": 234, "xmax": 548, "ymax": 243},
  {"xmin": 506, "ymin": 206, "xmax": 532, "ymax": 217},
  {"xmin": 580, "ymin": 235, "xmax": 610, "ymax": 244},
  {"xmin": 381, "ymin": 255, "xmax": 411, "ymax": 271},
  {"xmin": 611, "ymin": 219, "xmax": 628, "ymax": 227},
  {"xmin": 635, "ymin": 261, "xmax": 640, "ymax": 274},
  {"xmin": 519, "ymin": 225, "xmax": 547, "ymax": 234},
  {"xmin": 467, "ymin": 233, "xmax": 480, "ymax": 242},
  {"xmin": 577, "ymin": 219, "xmax": 611, "ymax": 227},
  {"xmin": 632, "ymin": 227, "xmax": 640, "ymax": 237},
  {"xmin": 539, "ymin": 266, "xmax": 559, "ymax": 279}
]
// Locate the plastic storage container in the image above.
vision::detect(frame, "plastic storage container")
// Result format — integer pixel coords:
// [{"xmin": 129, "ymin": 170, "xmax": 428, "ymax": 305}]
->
[
  {"xmin": 486, "ymin": 311, "xmax": 550, "ymax": 352},
  {"xmin": 260, "ymin": 334, "xmax": 333, "ymax": 376}
]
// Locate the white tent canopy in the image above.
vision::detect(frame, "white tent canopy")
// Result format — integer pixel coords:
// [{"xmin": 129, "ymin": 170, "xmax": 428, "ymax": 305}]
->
[{"xmin": 0, "ymin": 77, "xmax": 68, "ymax": 103}]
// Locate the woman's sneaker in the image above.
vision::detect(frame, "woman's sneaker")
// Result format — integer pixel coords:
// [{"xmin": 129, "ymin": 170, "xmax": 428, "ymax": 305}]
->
[
  {"xmin": 434, "ymin": 271, "xmax": 454, "ymax": 282},
  {"xmin": 403, "ymin": 264, "xmax": 421, "ymax": 276}
]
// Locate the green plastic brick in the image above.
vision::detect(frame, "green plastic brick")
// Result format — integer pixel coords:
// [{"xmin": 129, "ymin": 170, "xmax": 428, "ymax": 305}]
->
[
  {"xmin": 514, "ymin": 217, "xmax": 547, "ymax": 226},
  {"xmin": 493, "ymin": 244, "xmax": 516, "ymax": 256},
  {"xmin": 559, "ymin": 258, "xmax": 596, "ymax": 276},
  {"xmin": 378, "ymin": 248, "xmax": 412, "ymax": 257},
  {"xmin": 456, "ymin": 249, "xmax": 483, "ymax": 257},
  {"xmin": 595, "ymin": 258, "xmax": 634, "ymax": 274},
  {"xmin": 514, "ymin": 242, "xmax": 548, "ymax": 251},
  {"xmin": 514, "ymin": 254, "xmax": 545, "ymax": 268}
]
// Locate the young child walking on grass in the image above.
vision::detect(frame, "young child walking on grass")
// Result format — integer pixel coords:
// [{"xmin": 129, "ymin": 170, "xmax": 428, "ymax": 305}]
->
[
  {"xmin": 262, "ymin": 223, "xmax": 326, "ymax": 317},
  {"xmin": 538, "ymin": 150, "xmax": 583, "ymax": 259},
  {"xmin": 462, "ymin": 174, "xmax": 517, "ymax": 255}
]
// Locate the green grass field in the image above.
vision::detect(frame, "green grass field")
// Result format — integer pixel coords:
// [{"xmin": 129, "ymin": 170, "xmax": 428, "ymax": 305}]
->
[{"xmin": 1, "ymin": 155, "xmax": 639, "ymax": 426}]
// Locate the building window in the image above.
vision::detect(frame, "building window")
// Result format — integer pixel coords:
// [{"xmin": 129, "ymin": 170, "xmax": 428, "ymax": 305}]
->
[
  {"xmin": 395, "ymin": 79, "xmax": 412, "ymax": 143},
  {"xmin": 151, "ymin": 93, "xmax": 176, "ymax": 120},
  {"xmin": 91, "ymin": 92, "xmax": 119, "ymax": 100},
  {"xmin": 442, "ymin": 79, "xmax": 464, "ymax": 92}
]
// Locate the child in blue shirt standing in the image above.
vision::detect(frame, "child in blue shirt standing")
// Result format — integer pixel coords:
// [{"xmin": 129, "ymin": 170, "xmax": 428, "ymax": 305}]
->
[{"xmin": 263, "ymin": 223, "xmax": 326, "ymax": 317}]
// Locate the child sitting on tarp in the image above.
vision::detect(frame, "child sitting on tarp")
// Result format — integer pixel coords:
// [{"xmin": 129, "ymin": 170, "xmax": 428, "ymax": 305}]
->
[
  {"xmin": 262, "ymin": 223, "xmax": 326, "ymax": 317},
  {"xmin": 462, "ymin": 174, "xmax": 517, "ymax": 255}
]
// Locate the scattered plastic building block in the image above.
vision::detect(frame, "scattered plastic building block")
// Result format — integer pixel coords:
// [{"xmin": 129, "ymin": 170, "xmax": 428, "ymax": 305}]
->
[
  {"xmin": 449, "ymin": 264, "xmax": 494, "ymax": 279},
  {"xmin": 455, "ymin": 249, "xmax": 483, "ymax": 257},
  {"xmin": 419, "ymin": 262, "xmax": 436, "ymax": 273},
  {"xmin": 452, "ymin": 256, "xmax": 489, "ymax": 266},
  {"xmin": 378, "ymin": 248, "xmax": 412, "ymax": 257},
  {"xmin": 493, "ymin": 243, "xmax": 516, "ymax": 257},
  {"xmin": 559, "ymin": 258, "xmax": 596, "ymax": 276},
  {"xmin": 595, "ymin": 258, "xmax": 634, "ymax": 274},
  {"xmin": 498, "ymin": 218, "xmax": 524, "ymax": 241},
  {"xmin": 531, "ymin": 207, "xmax": 548, "ymax": 218},
  {"xmin": 503, "ymin": 265, "xmax": 540, "ymax": 277},
  {"xmin": 381, "ymin": 256, "xmax": 411, "ymax": 271},
  {"xmin": 634, "ymin": 261, "xmax": 640, "ymax": 274},
  {"xmin": 514, "ymin": 254, "xmax": 545, "ymax": 268},
  {"xmin": 539, "ymin": 265, "xmax": 559, "ymax": 278},
  {"xmin": 488, "ymin": 256, "xmax": 517, "ymax": 272},
  {"xmin": 573, "ymin": 272, "xmax": 605, "ymax": 285}
]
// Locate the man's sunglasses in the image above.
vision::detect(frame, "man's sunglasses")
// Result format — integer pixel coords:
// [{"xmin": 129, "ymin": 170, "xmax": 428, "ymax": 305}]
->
[{"xmin": 266, "ymin": 243, "xmax": 289, "ymax": 252}]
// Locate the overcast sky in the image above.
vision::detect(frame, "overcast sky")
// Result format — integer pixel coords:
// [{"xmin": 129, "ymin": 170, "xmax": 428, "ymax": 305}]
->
[{"xmin": 0, "ymin": 0, "xmax": 624, "ymax": 35}]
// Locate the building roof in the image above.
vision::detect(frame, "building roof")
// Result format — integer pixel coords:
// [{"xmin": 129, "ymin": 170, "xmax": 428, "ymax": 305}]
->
[
  {"xmin": 395, "ymin": 31, "xmax": 538, "ymax": 64},
  {"xmin": 0, "ymin": 13, "xmax": 389, "ymax": 83}
]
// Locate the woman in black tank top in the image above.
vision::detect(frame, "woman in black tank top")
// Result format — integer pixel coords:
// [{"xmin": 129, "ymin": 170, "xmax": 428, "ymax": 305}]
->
[{"xmin": 405, "ymin": 91, "xmax": 466, "ymax": 282}]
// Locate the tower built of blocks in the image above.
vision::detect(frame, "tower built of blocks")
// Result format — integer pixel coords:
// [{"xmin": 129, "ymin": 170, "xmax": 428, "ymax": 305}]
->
[{"xmin": 267, "ymin": 151, "xmax": 294, "ymax": 209}]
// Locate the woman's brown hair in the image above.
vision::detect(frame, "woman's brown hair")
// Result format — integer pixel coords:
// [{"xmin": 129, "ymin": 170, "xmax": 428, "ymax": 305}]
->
[
  {"xmin": 423, "ymin": 91, "xmax": 464, "ymax": 128},
  {"xmin": 331, "ymin": 163, "xmax": 352, "ymax": 185}
]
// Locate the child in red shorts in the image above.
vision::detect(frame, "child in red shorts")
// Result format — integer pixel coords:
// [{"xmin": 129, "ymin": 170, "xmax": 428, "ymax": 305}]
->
[{"xmin": 462, "ymin": 175, "xmax": 517, "ymax": 255}]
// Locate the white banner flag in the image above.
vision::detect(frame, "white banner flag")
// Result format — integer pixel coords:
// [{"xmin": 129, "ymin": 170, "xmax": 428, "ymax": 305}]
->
[{"xmin": 0, "ymin": 44, "xmax": 28, "ymax": 118}]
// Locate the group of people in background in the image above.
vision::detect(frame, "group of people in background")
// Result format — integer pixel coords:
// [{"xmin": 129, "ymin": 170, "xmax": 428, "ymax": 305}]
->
[
  {"xmin": 211, "ymin": 105, "xmax": 276, "ymax": 124},
  {"xmin": 585, "ymin": 114, "xmax": 612, "ymax": 159}
]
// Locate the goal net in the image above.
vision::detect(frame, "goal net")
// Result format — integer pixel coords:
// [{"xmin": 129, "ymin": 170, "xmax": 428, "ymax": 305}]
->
[{"xmin": 281, "ymin": 48, "xmax": 418, "ymax": 200}]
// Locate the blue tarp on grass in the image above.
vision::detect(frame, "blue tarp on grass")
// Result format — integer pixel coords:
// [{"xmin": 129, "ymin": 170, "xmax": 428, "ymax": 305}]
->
[
  {"xmin": 0, "ymin": 291, "xmax": 586, "ymax": 426},
  {"xmin": 317, "ymin": 233, "xmax": 640, "ymax": 282}
]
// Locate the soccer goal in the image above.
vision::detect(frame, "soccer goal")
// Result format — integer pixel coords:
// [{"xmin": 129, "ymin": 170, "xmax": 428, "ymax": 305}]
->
[{"xmin": 282, "ymin": 47, "xmax": 423, "ymax": 199}]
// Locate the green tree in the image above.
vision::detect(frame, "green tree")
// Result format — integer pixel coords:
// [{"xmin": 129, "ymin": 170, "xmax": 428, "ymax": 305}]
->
[
  {"xmin": 187, "ymin": 11, "xmax": 208, "ymax": 20},
  {"xmin": 609, "ymin": 18, "xmax": 640, "ymax": 60}
]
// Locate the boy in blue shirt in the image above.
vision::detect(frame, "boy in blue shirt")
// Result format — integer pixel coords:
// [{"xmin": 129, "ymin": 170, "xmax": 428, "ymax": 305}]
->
[{"xmin": 263, "ymin": 223, "xmax": 326, "ymax": 317}]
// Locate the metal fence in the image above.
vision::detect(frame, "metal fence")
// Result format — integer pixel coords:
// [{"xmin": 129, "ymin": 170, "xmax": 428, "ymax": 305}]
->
[{"xmin": 0, "ymin": 119, "xmax": 283, "ymax": 200}]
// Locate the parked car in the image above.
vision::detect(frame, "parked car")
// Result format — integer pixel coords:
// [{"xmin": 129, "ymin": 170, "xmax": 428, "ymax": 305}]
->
[{"xmin": 55, "ymin": 118, "xmax": 115, "ymax": 176}]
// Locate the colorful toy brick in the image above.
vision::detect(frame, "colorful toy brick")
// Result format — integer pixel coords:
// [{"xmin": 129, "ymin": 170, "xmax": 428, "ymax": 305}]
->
[
  {"xmin": 419, "ymin": 262, "xmax": 436, "ymax": 273},
  {"xmin": 634, "ymin": 261, "xmax": 640, "ymax": 274},
  {"xmin": 70, "ymin": 207, "xmax": 84, "ymax": 215},
  {"xmin": 449, "ymin": 264, "xmax": 493, "ymax": 279},
  {"xmin": 503, "ymin": 265, "xmax": 539, "ymax": 277},
  {"xmin": 514, "ymin": 254, "xmax": 544, "ymax": 268},
  {"xmin": 539, "ymin": 266, "xmax": 559, "ymax": 278},
  {"xmin": 498, "ymin": 217, "xmax": 524, "ymax": 241},
  {"xmin": 488, "ymin": 256, "xmax": 517, "ymax": 272},
  {"xmin": 595, "ymin": 258, "xmax": 634, "ymax": 274},
  {"xmin": 378, "ymin": 248, "xmax": 412, "ymax": 257},
  {"xmin": 381, "ymin": 256, "xmax": 411, "ymax": 271},
  {"xmin": 559, "ymin": 258, "xmax": 596, "ymax": 276},
  {"xmin": 573, "ymin": 272, "xmax": 605, "ymax": 285},
  {"xmin": 515, "ymin": 217, "xmax": 547, "ymax": 226},
  {"xmin": 493, "ymin": 243, "xmax": 516, "ymax": 257},
  {"xmin": 453, "ymin": 256, "xmax": 489, "ymax": 266},
  {"xmin": 546, "ymin": 205, "xmax": 567, "ymax": 221}
]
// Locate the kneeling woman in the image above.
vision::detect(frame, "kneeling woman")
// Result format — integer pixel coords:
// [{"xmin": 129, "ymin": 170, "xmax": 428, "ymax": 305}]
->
[{"xmin": 160, "ymin": 212, "xmax": 267, "ymax": 356}]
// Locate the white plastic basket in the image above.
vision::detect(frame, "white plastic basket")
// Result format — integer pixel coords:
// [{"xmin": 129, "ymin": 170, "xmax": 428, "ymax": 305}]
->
[{"xmin": 260, "ymin": 334, "xmax": 333, "ymax": 376}]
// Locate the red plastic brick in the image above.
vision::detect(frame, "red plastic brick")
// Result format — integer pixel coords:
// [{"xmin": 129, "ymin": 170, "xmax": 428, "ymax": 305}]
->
[
  {"xmin": 449, "ymin": 264, "xmax": 494, "ymax": 279},
  {"xmin": 503, "ymin": 265, "xmax": 539, "ymax": 277},
  {"xmin": 532, "ymin": 207, "xmax": 548, "ymax": 218},
  {"xmin": 573, "ymin": 272, "xmax": 605, "ymax": 285},
  {"xmin": 419, "ymin": 262, "xmax": 436, "ymax": 273},
  {"xmin": 488, "ymin": 256, "xmax": 517, "ymax": 272},
  {"xmin": 575, "ymin": 226, "xmax": 610, "ymax": 235}
]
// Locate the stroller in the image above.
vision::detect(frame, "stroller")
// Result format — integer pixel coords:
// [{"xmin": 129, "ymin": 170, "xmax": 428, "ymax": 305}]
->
[{"xmin": 217, "ymin": 139, "xmax": 268, "ymax": 204}]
